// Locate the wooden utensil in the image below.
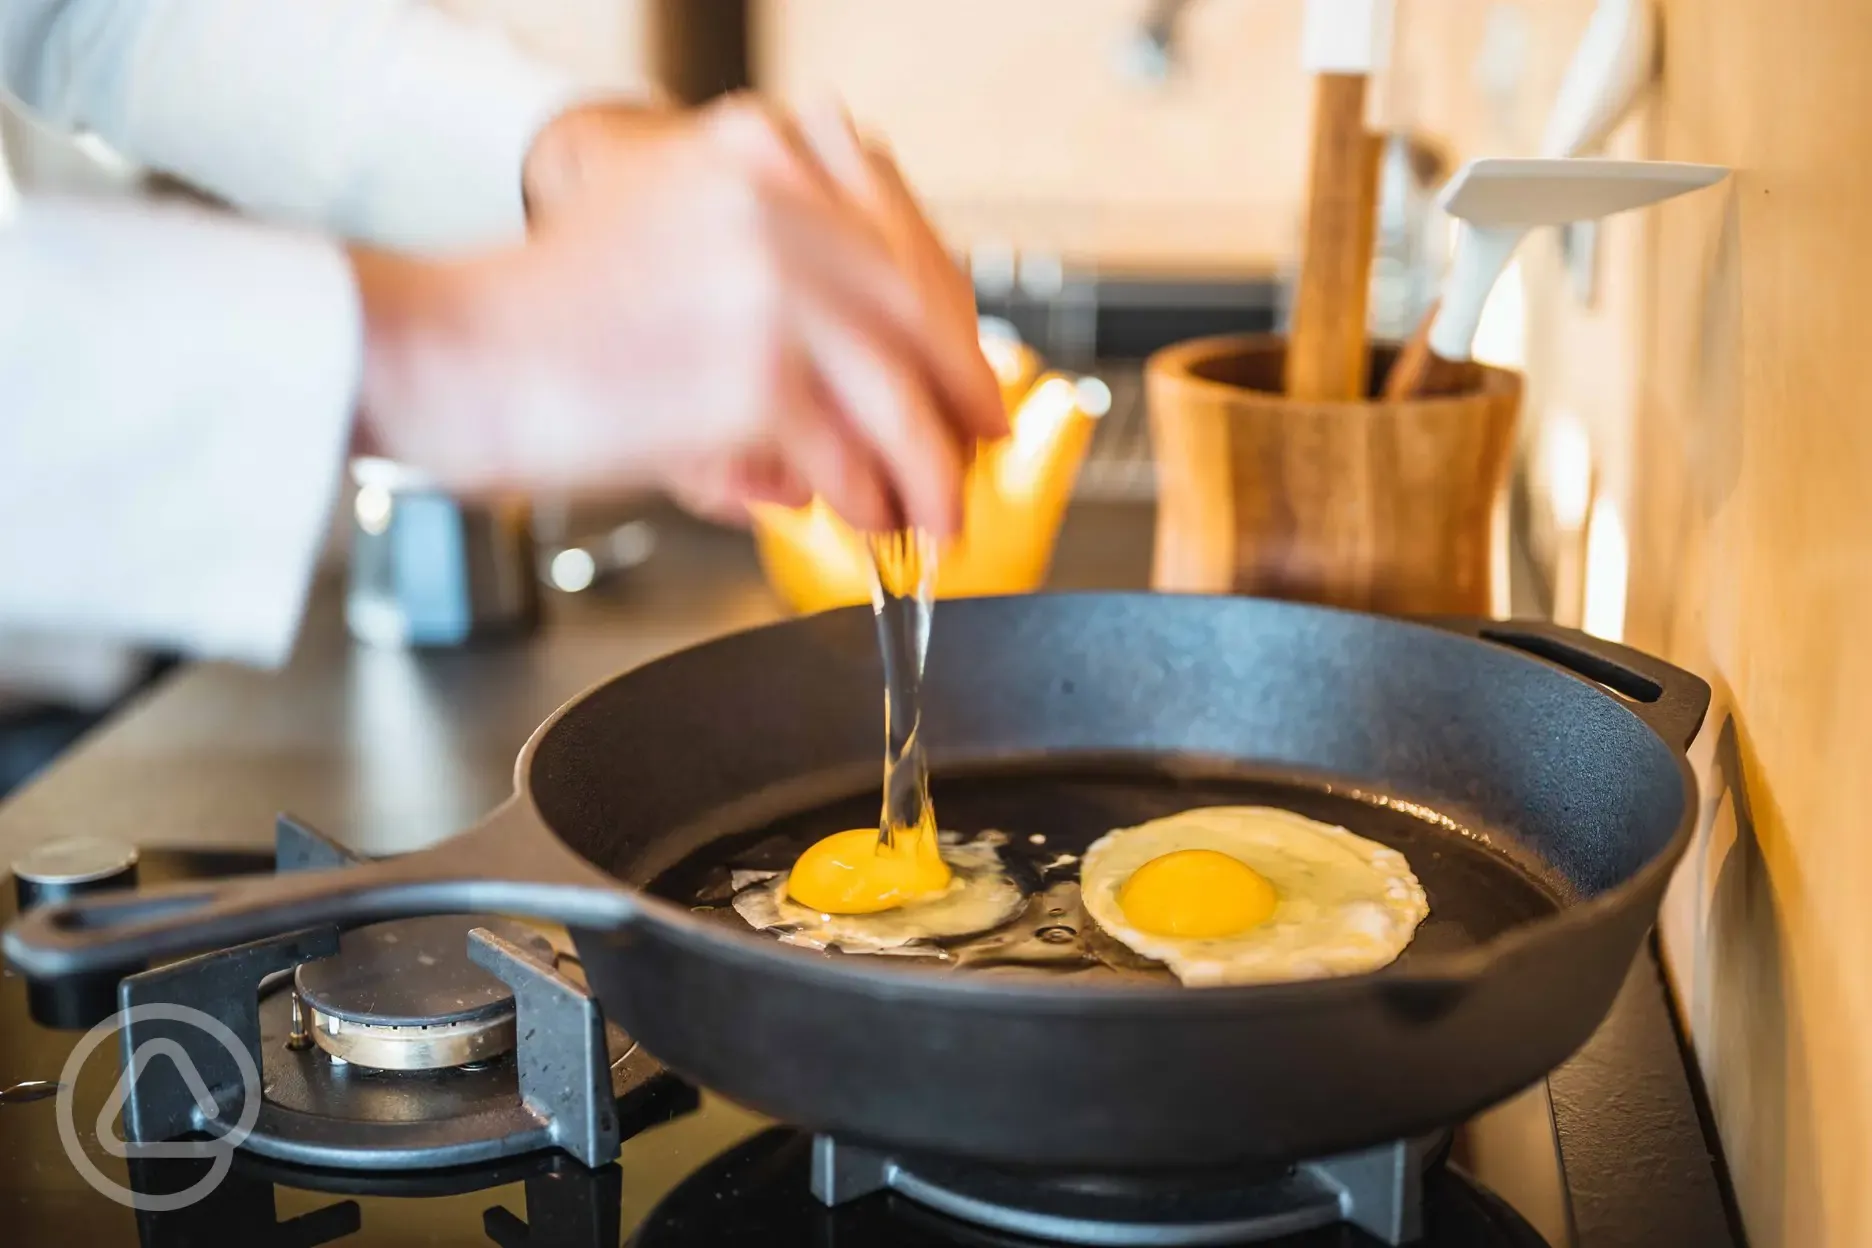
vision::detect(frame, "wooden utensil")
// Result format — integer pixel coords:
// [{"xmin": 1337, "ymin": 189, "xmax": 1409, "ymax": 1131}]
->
[
  {"xmin": 1284, "ymin": 0, "xmax": 1393, "ymax": 401},
  {"xmin": 1349, "ymin": 130, "xmax": 1388, "ymax": 395}
]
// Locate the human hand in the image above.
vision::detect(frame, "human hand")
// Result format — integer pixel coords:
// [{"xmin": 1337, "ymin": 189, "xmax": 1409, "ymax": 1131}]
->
[
  {"xmin": 353, "ymin": 95, "xmax": 1004, "ymax": 536},
  {"xmin": 522, "ymin": 96, "xmax": 1005, "ymax": 529}
]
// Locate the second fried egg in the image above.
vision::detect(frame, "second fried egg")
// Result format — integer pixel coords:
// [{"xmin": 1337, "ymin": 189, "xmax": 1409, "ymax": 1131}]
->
[{"xmin": 1080, "ymin": 806, "xmax": 1429, "ymax": 987}]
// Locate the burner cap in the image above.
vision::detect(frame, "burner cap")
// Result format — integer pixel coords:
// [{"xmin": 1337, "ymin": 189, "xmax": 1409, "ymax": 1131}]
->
[{"xmin": 294, "ymin": 915, "xmax": 553, "ymax": 1071}]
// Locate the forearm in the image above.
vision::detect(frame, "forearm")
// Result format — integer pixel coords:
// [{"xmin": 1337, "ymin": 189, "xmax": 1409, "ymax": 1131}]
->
[
  {"xmin": 346, "ymin": 243, "xmax": 499, "ymax": 483},
  {"xmin": 0, "ymin": 0, "xmax": 587, "ymax": 251}
]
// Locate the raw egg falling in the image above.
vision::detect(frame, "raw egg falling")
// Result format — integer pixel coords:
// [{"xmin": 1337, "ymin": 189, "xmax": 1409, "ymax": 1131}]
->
[
  {"xmin": 733, "ymin": 529, "xmax": 1027, "ymax": 955},
  {"xmin": 784, "ymin": 526, "xmax": 953, "ymax": 916}
]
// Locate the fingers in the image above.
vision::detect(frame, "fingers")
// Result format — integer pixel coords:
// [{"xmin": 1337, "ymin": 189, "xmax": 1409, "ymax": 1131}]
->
[
  {"xmin": 760, "ymin": 191, "xmax": 1006, "ymax": 476},
  {"xmin": 796, "ymin": 110, "xmax": 1007, "ymax": 445},
  {"xmin": 860, "ymin": 145, "xmax": 1008, "ymax": 442},
  {"xmin": 795, "ymin": 296, "xmax": 967, "ymax": 536},
  {"xmin": 758, "ymin": 189, "xmax": 924, "ymax": 351},
  {"xmin": 735, "ymin": 447, "xmax": 813, "ymax": 510},
  {"xmin": 665, "ymin": 448, "xmax": 812, "ymax": 527},
  {"xmin": 675, "ymin": 95, "xmax": 997, "ymax": 535},
  {"xmin": 794, "ymin": 98, "xmax": 872, "ymax": 195},
  {"xmin": 772, "ymin": 356, "xmax": 898, "ymax": 534},
  {"xmin": 726, "ymin": 98, "xmax": 1008, "ymax": 451}
]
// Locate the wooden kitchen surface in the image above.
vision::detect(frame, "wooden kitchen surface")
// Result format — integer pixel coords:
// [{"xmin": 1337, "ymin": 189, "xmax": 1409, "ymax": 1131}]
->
[{"xmin": 1606, "ymin": 3, "xmax": 1872, "ymax": 1245}]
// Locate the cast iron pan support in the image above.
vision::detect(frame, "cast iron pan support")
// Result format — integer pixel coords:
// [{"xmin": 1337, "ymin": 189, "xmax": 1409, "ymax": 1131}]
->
[{"xmin": 1, "ymin": 615, "xmax": 1707, "ymax": 980}]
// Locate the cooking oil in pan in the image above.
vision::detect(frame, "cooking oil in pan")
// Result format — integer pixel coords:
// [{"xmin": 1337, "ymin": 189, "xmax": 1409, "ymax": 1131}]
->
[
  {"xmin": 655, "ymin": 768, "xmax": 1568, "ymax": 984},
  {"xmin": 682, "ymin": 822, "xmax": 1173, "ymax": 982},
  {"xmin": 663, "ymin": 533, "xmax": 1573, "ymax": 984}
]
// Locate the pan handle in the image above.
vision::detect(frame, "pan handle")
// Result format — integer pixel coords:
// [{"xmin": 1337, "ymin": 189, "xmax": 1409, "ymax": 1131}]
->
[
  {"xmin": 1419, "ymin": 616, "xmax": 1711, "ymax": 751},
  {"xmin": 2, "ymin": 799, "xmax": 638, "ymax": 979}
]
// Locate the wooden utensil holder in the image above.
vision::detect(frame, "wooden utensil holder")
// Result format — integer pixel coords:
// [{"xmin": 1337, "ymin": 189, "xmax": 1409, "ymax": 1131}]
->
[{"xmin": 1147, "ymin": 334, "xmax": 1521, "ymax": 615}]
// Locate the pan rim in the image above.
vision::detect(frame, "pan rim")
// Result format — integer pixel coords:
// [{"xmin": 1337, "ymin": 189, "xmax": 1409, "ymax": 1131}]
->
[{"xmin": 515, "ymin": 592, "xmax": 1699, "ymax": 1010}]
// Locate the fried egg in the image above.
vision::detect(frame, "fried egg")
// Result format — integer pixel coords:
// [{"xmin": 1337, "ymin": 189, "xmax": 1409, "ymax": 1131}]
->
[
  {"xmin": 1079, "ymin": 806, "xmax": 1428, "ymax": 987},
  {"xmin": 733, "ymin": 829, "xmax": 1026, "ymax": 957}
]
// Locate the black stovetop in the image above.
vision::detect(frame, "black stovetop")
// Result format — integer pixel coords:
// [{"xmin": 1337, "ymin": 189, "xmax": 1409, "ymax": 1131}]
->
[{"xmin": 0, "ymin": 848, "xmax": 1740, "ymax": 1248}]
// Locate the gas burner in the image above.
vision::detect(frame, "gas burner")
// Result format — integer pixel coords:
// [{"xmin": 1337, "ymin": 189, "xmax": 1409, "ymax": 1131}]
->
[
  {"xmin": 2, "ymin": 833, "xmax": 1742, "ymax": 1246},
  {"xmin": 813, "ymin": 1134, "xmax": 1446, "ymax": 1246},
  {"xmin": 635, "ymin": 1128, "xmax": 1555, "ymax": 1247},
  {"xmin": 111, "ymin": 815, "xmax": 698, "ymax": 1172},
  {"xmin": 292, "ymin": 914, "xmax": 554, "ymax": 1070},
  {"xmin": 128, "ymin": 1145, "xmax": 629, "ymax": 1248}
]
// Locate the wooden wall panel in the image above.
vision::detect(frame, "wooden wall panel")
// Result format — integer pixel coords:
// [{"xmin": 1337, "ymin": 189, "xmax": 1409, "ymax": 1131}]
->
[
  {"xmin": 759, "ymin": 4, "xmax": 1872, "ymax": 1235},
  {"xmin": 755, "ymin": 0, "xmax": 1594, "ymax": 273},
  {"xmin": 757, "ymin": 0, "xmax": 1310, "ymax": 272},
  {"xmin": 1613, "ymin": 3, "xmax": 1872, "ymax": 1245}
]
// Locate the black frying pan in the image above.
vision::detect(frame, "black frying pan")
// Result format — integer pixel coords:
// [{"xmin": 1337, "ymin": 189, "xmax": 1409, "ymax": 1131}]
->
[{"xmin": 3, "ymin": 594, "xmax": 1707, "ymax": 1172}]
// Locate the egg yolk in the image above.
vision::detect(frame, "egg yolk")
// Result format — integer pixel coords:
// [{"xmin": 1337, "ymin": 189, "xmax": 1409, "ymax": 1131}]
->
[
  {"xmin": 785, "ymin": 824, "xmax": 954, "ymax": 914},
  {"xmin": 1117, "ymin": 849, "xmax": 1278, "ymax": 938}
]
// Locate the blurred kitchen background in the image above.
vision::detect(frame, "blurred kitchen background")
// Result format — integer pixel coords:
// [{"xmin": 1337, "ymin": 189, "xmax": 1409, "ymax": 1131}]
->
[{"xmin": 2, "ymin": 2, "xmax": 1866, "ymax": 1246}]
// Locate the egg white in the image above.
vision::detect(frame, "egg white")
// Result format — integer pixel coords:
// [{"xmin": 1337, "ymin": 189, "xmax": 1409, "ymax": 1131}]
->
[
  {"xmin": 732, "ymin": 831, "xmax": 1026, "ymax": 957},
  {"xmin": 1080, "ymin": 806, "xmax": 1429, "ymax": 987}
]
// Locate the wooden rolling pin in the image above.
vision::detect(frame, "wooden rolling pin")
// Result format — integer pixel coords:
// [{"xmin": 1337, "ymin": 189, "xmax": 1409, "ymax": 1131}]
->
[
  {"xmin": 1284, "ymin": 0, "xmax": 1394, "ymax": 402},
  {"xmin": 1286, "ymin": 80, "xmax": 1385, "ymax": 401}
]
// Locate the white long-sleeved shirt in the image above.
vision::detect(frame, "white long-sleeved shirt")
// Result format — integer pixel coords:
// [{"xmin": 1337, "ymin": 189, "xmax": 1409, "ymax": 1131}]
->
[{"xmin": 0, "ymin": 0, "xmax": 582, "ymax": 679}]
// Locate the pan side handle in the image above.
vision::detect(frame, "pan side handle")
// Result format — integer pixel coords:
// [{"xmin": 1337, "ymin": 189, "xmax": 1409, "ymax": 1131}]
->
[
  {"xmin": 3, "ymin": 799, "xmax": 637, "ymax": 979},
  {"xmin": 1418, "ymin": 616, "xmax": 1712, "ymax": 751}
]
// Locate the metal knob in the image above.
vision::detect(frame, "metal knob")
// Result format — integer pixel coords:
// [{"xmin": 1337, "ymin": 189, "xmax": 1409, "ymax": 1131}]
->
[
  {"xmin": 11, "ymin": 837, "xmax": 142, "ymax": 1029},
  {"xmin": 12, "ymin": 836, "xmax": 139, "ymax": 911}
]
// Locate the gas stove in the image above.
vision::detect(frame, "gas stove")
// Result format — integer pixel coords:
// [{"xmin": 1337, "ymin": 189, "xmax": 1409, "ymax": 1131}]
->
[{"xmin": 0, "ymin": 822, "xmax": 1739, "ymax": 1247}]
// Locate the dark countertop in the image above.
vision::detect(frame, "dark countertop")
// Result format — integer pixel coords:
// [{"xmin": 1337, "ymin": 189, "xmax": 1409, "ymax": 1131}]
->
[{"xmin": 0, "ymin": 503, "xmax": 1156, "ymax": 863}]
